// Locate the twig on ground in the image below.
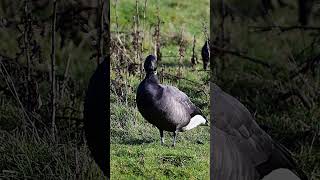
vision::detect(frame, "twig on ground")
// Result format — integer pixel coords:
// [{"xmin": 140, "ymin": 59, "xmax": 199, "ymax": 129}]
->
[{"xmin": 249, "ymin": 25, "xmax": 320, "ymax": 33}]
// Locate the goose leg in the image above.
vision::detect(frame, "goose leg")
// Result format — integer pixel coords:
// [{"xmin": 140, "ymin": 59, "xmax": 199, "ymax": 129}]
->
[
  {"xmin": 159, "ymin": 129, "xmax": 164, "ymax": 145},
  {"xmin": 172, "ymin": 131, "xmax": 178, "ymax": 147}
]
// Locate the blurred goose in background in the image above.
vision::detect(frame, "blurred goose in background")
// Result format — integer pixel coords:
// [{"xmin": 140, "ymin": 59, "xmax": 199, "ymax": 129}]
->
[
  {"xmin": 84, "ymin": 59, "xmax": 109, "ymax": 177},
  {"xmin": 136, "ymin": 55, "xmax": 209, "ymax": 146},
  {"xmin": 211, "ymin": 82, "xmax": 308, "ymax": 180},
  {"xmin": 201, "ymin": 40, "xmax": 210, "ymax": 70}
]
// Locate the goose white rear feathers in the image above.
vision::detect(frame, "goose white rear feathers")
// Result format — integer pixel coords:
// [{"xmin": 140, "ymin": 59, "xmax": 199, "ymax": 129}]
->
[
  {"xmin": 182, "ymin": 115, "xmax": 207, "ymax": 131},
  {"xmin": 262, "ymin": 169, "xmax": 301, "ymax": 180},
  {"xmin": 136, "ymin": 55, "xmax": 208, "ymax": 146}
]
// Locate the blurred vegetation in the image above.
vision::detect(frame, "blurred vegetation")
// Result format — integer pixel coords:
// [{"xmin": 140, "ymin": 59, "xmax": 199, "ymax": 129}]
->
[
  {"xmin": 0, "ymin": 0, "xmax": 105, "ymax": 179},
  {"xmin": 212, "ymin": 0, "xmax": 320, "ymax": 179}
]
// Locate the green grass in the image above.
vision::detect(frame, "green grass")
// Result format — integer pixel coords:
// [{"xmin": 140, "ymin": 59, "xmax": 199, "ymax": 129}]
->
[
  {"xmin": 110, "ymin": 100, "xmax": 210, "ymax": 179},
  {"xmin": 111, "ymin": 143, "xmax": 209, "ymax": 180}
]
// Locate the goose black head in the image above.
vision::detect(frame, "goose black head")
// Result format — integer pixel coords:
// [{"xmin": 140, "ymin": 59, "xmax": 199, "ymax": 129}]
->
[{"xmin": 144, "ymin": 55, "xmax": 157, "ymax": 74}]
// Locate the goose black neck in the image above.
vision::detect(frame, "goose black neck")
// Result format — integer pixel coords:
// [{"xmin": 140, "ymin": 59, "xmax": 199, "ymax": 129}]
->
[{"xmin": 145, "ymin": 71, "xmax": 159, "ymax": 83}]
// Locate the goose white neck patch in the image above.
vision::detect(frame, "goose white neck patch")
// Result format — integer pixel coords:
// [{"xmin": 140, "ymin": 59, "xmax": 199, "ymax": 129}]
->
[{"xmin": 182, "ymin": 115, "xmax": 206, "ymax": 131}]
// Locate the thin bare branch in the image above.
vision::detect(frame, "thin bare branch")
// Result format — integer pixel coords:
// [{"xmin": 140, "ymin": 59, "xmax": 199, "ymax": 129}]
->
[
  {"xmin": 250, "ymin": 25, "xmax": 320, "ymax": 33},
  {"xmin": 212, "ymin": 45, "xmax": 272, "ymax": 68},
  {"xmin": 50, "ymin": 0, "xmax": 57, "ymax": 140}
]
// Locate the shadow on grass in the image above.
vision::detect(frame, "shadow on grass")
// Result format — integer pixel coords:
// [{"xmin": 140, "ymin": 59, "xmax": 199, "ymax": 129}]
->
[
  {"xmin": 118, "ymin": 138, "xmax": 155, "ymax": 145},
  {"xmin": 160, "ymin": 154, "xmax": 193, "ymax": 167}
]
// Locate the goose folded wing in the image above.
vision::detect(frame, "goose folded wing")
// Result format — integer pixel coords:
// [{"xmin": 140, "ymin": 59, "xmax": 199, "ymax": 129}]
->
[
  {"xmin": 211, "ymin": 125, "xmax": 260, "ymax": 180},
  {"xmin": 211, "ymin": 83, "xmax": 306, "ymax": 179},
  {"xmin": 211, "ymin": 83, "xmax": 273, "ymax": 169},
  {"xmin": 161, "ymin": 85, "xmax": 203, "ymax": 117}
]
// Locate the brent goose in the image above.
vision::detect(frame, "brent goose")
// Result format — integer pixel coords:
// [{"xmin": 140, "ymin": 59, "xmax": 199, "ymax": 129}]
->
[
  {"xmin": 211, "ymin": 82, "xmax": 308, "ymax": 180},
  {"xmin": 136, "ymin": 55, "xmax": 209, "ymax": 146},
  {"xmin": 84, "ymin": 59, "xmax": 109, "ymax": 177},
  {"xmin": 201, "ymin": 40, "xmax": 210, "ymax": 70}
]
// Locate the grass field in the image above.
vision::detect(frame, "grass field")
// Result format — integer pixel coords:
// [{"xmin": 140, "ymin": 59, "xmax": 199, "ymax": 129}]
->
[
  {"xmin": 110, "ymin": 0, "xmax": 210, "ymax": 179},
  {"xmin": 0, "ymin": 0, "xmax": 319, "ymax": 179}
]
